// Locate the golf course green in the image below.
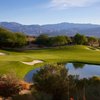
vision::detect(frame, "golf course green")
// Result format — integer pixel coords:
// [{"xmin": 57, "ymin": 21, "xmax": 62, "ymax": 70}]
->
[{"xmin": 0, "ymin": 45, "xmax": 100, "ymax": 79}]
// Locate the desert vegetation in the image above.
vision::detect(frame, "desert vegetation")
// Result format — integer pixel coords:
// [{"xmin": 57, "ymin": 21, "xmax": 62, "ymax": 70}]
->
[
  {"xmin": 0, "ymin": 64, "xmax": 99, "ymax": 100},
  {"xmin": 0, "ymin": 73, "xmax": 22, "ymax": 99}
]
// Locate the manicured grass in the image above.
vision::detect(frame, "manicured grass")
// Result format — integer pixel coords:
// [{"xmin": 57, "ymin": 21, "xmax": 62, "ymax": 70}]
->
[{"xmin": 0, "ymin": 45, "xmax": 100, "ymax": 79}]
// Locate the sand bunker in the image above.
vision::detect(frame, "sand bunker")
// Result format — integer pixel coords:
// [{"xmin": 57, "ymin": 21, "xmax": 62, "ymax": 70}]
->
[
  {"xmin": 95, "ymin": 49, "xmax": 100, "ymax": 51},
  {"xmin": 86, "ymin": 47, "xmax": 100, "ymax": 51},
  {"xmin": 86, "ymin": 47, "xmax": 90, "ymax": 50},
  {"xmin": 0, "ymin": 52, "xmax": 6, "ymax": 56},
  {"xmin": 21, "ymin": 60, "xmax": 43, "ymax": 65}
]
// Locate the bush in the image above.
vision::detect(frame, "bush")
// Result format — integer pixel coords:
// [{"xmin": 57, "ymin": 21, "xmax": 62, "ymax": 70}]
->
[
  {"xmin": 32, "ymin": 64, "xmax": 76, "ymax": 100},
  {"xmin": 0, "ymin": 73, "xmax": 22, "ymax": 98}
]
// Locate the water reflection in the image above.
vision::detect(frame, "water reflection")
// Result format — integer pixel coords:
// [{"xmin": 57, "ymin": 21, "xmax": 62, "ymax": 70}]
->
[
  {"xmin": 66, "ymin": 63, "xmax": 100, "ymax": 79},
  {"xmin": 24, "ymin": 63, "xmax": 100, "ymax": 82},
  {"xmin": 72, "ymin": 63, "xmax": 85, "ymax": 69},
  {"xmin": 24, "ymin": 68, "xmax": 40, "ymax": 82}
]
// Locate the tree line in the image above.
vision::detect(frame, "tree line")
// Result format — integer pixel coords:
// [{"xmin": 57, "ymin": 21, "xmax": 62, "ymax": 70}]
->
[
  {"xmin": 35, "ymin": 33, "xmax": 100, "ymax": 47},
  {"xmin": 0, "ymin": 27, "xmax": 100, "ymax": 48}
]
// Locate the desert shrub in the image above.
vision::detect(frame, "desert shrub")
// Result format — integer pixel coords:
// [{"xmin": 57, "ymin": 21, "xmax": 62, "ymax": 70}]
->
[{"xmin": 0, "ymin": 73, "xmax": 22, "ymax": 98}]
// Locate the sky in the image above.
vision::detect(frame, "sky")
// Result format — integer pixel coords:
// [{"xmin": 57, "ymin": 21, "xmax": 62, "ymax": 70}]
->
[{"xmin": 0, "ymin": 0, "xmax": 100, "ymax": 25}]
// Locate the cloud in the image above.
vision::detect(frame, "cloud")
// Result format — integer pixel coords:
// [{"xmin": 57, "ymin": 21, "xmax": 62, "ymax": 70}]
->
[{"xmin": 49, "ymin": 0, "xmax": 99, "ymax": 9}]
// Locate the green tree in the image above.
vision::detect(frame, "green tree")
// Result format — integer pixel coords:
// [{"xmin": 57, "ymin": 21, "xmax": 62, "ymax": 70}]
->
[
  {"xmin": 14, "ymin": 32, "xmax": 27, "ymax": 47},
  {"xmin": 98, "ymin": 38, "xmax": 100, "ymax": 46},
  {"xmin": 73, "ymin": 33, "xmax": 87, "ymax": 45},
  {"xmin": 88, "ymin": 36, "xmax": 98, "ymax": 46},
  {"xmin": 52, "ymin": 36, "xmax": 68, "ymax": 46},
  {"xmin": 0, "ymin": 28, "xmax": 27, "ymax": 48},
  {"xmin": 65, "ymin": 36, "xmax": 72, "ymax": 44},
  {"xmin": 33, "ymin": 64, "xmax": 76, "ymax": 100},
  {"xmin": 35, "ymin": 34, "xmax": 49, "ymax": 46},
  {"xmin": 0, "ymin": 28, "xmax": 15, "ymax": 47}
]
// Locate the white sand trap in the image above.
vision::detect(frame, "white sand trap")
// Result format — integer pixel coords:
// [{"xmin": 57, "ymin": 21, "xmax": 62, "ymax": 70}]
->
[
  {"xmin": 86, "ymin": 47, "xmax": 91, "ymax": 50},
  {"xmin": 0, "ymin": 52, "xmax": 6, "ymax": 56},
  {"xmin": 95, "ymin": 49, "xmax": 100, "ymax": 51},
  {"xmin": 21, "ymin": 60, "xmax": 43, "ymax": 65}
]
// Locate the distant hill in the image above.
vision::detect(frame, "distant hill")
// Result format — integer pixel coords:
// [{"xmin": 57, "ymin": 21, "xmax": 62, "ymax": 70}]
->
[{"xmin": 0, "ymin": 22, "xmax": 100, "ymax": 37}]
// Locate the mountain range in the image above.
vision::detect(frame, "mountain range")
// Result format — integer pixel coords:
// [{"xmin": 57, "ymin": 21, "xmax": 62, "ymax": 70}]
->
[{"xmin": 0, "ymin": 22, "xmax": 100, "ymax": 37}]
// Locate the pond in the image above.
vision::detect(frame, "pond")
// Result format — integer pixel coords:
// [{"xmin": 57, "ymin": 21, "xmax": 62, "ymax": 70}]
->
[{"xmin": 24, "ymin": 63, "xmax": 100, "ymax": 83}]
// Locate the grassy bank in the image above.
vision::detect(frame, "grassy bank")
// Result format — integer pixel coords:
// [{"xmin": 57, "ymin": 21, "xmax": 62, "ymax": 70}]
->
[{"xmin": 0, "ymin": 45, "xmax": 100, "ymax": 79}]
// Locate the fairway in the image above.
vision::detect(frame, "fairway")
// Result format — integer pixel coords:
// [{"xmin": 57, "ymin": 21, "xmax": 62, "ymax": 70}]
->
[{"xmin": 0, "ymin": 45, "xmax": 100, "ymax": 79}]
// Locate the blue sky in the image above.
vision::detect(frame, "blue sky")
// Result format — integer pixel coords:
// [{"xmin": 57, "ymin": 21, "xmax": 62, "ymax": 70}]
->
[{"xmin": 0, "ymin": 0, "xmax": 100, "ymax": 25}]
